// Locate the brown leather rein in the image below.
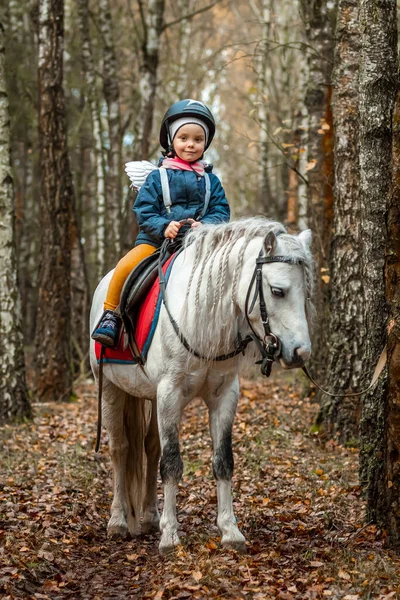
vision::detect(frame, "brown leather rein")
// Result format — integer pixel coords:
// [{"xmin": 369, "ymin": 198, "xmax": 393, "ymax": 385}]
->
[{"xmin": 302, "ymin": 345, "xmax": 387, "ymax": 398}]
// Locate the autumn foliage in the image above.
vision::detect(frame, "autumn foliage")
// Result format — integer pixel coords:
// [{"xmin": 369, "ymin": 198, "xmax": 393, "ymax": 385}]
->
[{"xmin": 1, "ymin": 373, "xmax": 399, "ymax": 599}]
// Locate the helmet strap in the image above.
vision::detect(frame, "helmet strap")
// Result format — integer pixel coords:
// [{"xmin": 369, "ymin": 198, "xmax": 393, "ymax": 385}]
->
[{"xmin": 161, "ymin": 144, "xmax": 176, "ymax": 158}]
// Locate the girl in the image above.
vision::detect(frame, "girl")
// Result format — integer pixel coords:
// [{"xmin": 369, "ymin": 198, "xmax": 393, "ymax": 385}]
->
[{"xmin": 92, "ymin": 99, "xmax": 230, "ymax": 347}]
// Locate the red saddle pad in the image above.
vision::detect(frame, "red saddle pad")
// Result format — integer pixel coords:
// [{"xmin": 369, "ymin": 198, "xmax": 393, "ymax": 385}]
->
[{"xmin": 95, "ymin": 254, "xmax": 176, "ymax": 364}]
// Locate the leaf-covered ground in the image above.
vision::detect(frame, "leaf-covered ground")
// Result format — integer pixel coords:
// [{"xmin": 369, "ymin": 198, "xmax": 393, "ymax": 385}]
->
[{"xmin": 1, "ymin": 372, "xmax": 399, "ymax": 599}]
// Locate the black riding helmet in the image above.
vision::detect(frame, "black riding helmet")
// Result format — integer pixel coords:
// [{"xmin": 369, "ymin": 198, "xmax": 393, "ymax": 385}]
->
[{"xmin": 160, "ymin": 99, "xmax": 216, "ymax": 151}]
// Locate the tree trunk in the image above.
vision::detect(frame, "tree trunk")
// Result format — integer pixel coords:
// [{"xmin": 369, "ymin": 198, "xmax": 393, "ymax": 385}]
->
[
  {"xmin": 35, "ymin": 0, "xmax": 73, "ymax": 403},
  {"xmin": 134, "ymin": 0, "xmax": 165, "ymax": 160},
  {"xmin": 299, "ymin": 0, "xmax": 336, "ymax": 378},
  {"xmin": 298, "ymin": 106, "xmax": 309, "ymax": 231},
  {"xmin": 18, "ymin": 141, "xmax": 39, "ymax": 346},
  {"xmin": 256, "ymin": 0, "xmax": 274, "ymax": 215},
  {"xmin": 286, "ymin": 120, "xmax": 301, "ymax": 227},
  {"xmin": 70, "ymin": 209, "xmax": 91, "ymax": 377},
  {"xmin": 99, "ymin": 0, "xmax": 122, "ymax": 267},
  {"xmin": 175, "ymin": 0, "xmax": 194, "ymax": 98},
  {"xmin": 358, "ymin": 0, "xmax": 397, "ymax": 523},
  {"xmin": 77, "ymin": 0, "xmax": 107, "ymax": 280},
  {"xmin": 0, "ymin": 18, "xmax": 30, "ymax": 423},
  {"xmin": 382, "ymin": 87, "xmax": 400, "ymax": 549},
  {"xmin": 300, "ymin": 0, "xmax": 335, "ymax": 256},
  {"xmin": 316, "ymin": 0, "xmax": 365, "ymax": 441}
]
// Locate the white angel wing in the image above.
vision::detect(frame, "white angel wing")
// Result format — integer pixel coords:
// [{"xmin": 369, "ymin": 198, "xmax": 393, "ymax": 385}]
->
[{"xmin": 125, "ymin": 160, "xmax": 158, "ymax": 190}]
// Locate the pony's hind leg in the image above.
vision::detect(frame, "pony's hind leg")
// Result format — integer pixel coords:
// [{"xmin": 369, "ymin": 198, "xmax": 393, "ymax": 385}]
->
[
  {"xmin": 205, "ymin": 374, "xmax": 246, "ymax": 552},
  {"xmin": 142, "ymin": 400, "xmax": 161, "ymax": 534},
  {"xmin": 157, "ymin": 379, "xmax": 184, "ymax": 555},
  {"xmin": 102, "ymin": 380, "xmax": 131, "ymax": 539},
  {"xmin": 102, "ymin": 383, "xmax": 146, "ymax": 539}
]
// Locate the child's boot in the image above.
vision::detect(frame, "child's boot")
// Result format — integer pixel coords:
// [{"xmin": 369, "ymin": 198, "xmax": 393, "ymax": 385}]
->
[{"xmin": 92, "ymin": 310, "xmax": 122, "ymax": 348}]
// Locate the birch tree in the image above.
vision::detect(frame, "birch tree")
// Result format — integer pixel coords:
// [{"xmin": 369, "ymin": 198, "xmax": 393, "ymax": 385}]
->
[
  {"xmin": 316, "ymin": 0, "xmax": 365, "ymax": 440},
  {"xmin": 174, "ymin": 0, "xmax": 194, "ymax": 98},
  {"xmin": 77, "ymin": 0, "xmax": 107, "ymax": 280},
  {"xmin": 382, "ymin": 85, "xmax": 400, "ymax": 549},
  {"xmin": 99, "ymin": 0, "xmax": 122, "ymax": 266},
  {"xmin": 358, "ymin": 0, "xmax": 397, "ymax": 525},
  {"xmin": 35, "ymin": 0, "xmax": 73, "ymax": 402},
  {"xmin": 0, "ymin": 15, "xmax": 30, "ymax": 423},
  {"xmin": 133, "ymin": 0, "xmax": 165, "ymax": 160},
  {"xmin": 255, "ymin": 0, "xmax": 274, "ymax": 215},
  {"xmin": 299, "ymin": 0, "xmax": 336, "ymax": 377}
]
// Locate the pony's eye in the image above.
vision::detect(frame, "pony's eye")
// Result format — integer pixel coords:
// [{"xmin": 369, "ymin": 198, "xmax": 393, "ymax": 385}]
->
[{"xmin": 271, "ymin": 287, "xmax": 285, "ymax": 298}]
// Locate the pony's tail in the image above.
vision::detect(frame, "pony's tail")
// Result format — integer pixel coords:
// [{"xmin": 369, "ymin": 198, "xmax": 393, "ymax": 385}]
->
[{"xmin": 123, "ymin": 394, "xmax": 150, "ymax": 532}]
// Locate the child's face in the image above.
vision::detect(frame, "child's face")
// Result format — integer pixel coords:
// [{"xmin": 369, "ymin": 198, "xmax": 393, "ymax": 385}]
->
[{"xmin": 173, "ymin": 124, "xmax": 206, "ymax": 162}]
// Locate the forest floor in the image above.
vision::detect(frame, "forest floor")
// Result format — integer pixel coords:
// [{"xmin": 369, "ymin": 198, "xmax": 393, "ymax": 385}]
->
[{"xmin": 1, "ymin": 371, "xmax": 399, "ymax": 600}]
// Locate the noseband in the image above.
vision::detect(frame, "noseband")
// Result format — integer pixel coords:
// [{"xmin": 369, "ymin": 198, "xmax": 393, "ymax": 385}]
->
[{"xmin": 159, "ymin": 240, "xmax": 301, "ymax": 378}]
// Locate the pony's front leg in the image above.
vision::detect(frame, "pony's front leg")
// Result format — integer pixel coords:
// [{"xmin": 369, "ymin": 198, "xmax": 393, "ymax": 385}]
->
[
  {"xmin": 157, "ymin": 379, "xmax": 183, "ymax": 555},
  {"xmin": 206, "ymin": 375, "xmax": 246, "ymax": 552}
]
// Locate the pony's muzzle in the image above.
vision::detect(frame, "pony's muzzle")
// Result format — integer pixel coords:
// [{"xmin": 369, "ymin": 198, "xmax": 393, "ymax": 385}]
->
[{"xmin": 280, "ymin": 344, "xmax": 311, "ymax": 369}]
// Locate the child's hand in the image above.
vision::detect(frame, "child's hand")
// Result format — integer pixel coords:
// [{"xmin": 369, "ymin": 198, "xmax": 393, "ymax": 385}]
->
[
  {"xmin": 190, "ymin": 221, "xmax": 202, "ymax": 229},
  {"xmin": 164, "ymin": 221, "xmax": 182, "ymax": 239}
]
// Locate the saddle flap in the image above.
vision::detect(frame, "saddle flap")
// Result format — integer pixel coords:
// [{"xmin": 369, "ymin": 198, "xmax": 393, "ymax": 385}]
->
[{"xmin": 119, "ymin": 251, "xmax": 162, "ymax": 318}]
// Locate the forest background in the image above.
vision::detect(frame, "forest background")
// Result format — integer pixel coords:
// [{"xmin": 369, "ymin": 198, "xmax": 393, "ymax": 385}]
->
[{"xmin": 1, "ymin": 0, "xmax": 400, "ymax": 565}]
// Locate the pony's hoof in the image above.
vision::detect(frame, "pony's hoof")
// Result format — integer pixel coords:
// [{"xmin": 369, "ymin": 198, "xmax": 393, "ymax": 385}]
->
[
  {"xmin": 158, "ymin": 533, "xmax": 181, "ymax": 556},
  {"xmin": 107, "ymin": 519, "xmax": 129, "ymax": 540},
  {"xmin": 221, "ymin": 531, "xmax": 247, "ymax": 553},
  {"xmin": 222, "ymin": 539, "xmax": 247, "ymax": 553}
]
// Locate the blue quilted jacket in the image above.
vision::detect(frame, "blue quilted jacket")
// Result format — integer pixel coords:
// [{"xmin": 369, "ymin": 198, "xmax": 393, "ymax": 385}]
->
[{"xmin": 133, "ymin": 167, "xmax": 230, "ymax": 247}]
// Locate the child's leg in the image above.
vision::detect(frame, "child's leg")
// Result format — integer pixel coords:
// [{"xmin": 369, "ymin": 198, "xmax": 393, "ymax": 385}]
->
[{"xmin": 104, "ymin": 244, "xmax": 157, "ymax": 311}]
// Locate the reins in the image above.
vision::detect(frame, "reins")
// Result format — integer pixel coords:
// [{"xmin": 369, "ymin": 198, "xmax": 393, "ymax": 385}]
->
[{"xmin": 302, "ymin": 345, "xmax": 387, "ymax": 398}]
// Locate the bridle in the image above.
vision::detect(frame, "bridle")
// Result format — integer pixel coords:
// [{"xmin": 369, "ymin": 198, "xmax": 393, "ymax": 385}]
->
[
  {"xmin": 244, "ymin": 250, "xmax": 303, "ymax": 376},
  {"xmin": 159, "ymin": 239, "xmax": 300, "ymax": 377}
]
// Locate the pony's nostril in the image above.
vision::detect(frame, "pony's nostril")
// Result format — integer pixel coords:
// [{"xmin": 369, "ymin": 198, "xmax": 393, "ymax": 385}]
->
[{"xmin": 294, "ymin": 346, "xmax": 310, "ymax": 362}]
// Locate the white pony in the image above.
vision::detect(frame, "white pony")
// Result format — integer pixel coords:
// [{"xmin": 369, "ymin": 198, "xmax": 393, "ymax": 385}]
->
[{"xmin": 90, "ymin": 217, "xmax": 314, "ymax": 555}]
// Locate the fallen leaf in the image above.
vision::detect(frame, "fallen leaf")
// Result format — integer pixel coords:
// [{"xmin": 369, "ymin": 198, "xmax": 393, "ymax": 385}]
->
[{"xmin": 338, "ymin": 569, "xmax": 351, "ymax": 580}]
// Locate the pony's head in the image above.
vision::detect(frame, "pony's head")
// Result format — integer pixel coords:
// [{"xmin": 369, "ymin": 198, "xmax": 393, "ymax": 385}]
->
[
  {"xmin": 237, "ymin": 227, "xmax": 314, "ymax": 370},
  {"xmin": 182, "ymin": 217, "xmax": 314, "ymax": 371}
]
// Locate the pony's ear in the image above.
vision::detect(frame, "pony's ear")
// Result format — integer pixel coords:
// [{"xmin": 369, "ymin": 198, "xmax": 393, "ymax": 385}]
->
[
  {"xmin": 298, "ymin": 229, "xmax": 312, "ymax": 249},
  {"xmin": 264, "ymin": 230, "xmax": 276, "ymax": 255}
]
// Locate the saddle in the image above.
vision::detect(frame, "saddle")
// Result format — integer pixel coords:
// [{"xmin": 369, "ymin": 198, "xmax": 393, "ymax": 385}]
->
[{"xmin": 118, "ymin": 240, "xmax": 182, "ymax": 363}]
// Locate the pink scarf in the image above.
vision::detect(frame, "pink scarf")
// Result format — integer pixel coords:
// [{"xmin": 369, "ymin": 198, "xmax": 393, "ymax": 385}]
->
[{"xmin": 161, "ymin": 156, "xmax": 205, "ymax": 176}]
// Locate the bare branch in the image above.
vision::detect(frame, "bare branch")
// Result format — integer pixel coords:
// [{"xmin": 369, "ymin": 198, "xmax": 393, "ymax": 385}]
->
[
  {"xmin": 136, "ymin": 0, "xmax": 147, "ymax": 42},
  {"xmin": 162, "ymin": 0, "xmax": 222, "ymax": 31},
  {"xmin": 127, "ymin": 0, "xmax": 144, "ymax": 48}
]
